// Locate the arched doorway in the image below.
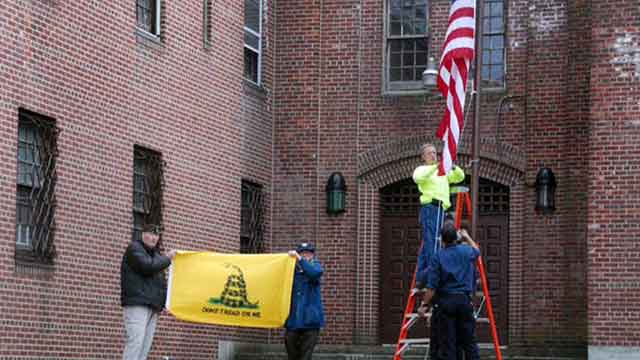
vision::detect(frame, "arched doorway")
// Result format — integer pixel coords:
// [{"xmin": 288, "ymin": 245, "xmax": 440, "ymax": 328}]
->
[{"xmin": 379, "ymin": 177, "xmax": 509, "ymax": 344}]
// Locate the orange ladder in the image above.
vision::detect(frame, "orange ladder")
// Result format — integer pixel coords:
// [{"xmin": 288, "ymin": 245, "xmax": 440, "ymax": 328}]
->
[{"xmin": 393, "ymin": 187, "xmax": 503, "ymax": 360}]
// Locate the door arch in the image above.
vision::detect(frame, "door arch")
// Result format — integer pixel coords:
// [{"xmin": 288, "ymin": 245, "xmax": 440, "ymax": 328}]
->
[{"xmin": 379, "ymin": 178, "xmax": 509, "ymax": 344}]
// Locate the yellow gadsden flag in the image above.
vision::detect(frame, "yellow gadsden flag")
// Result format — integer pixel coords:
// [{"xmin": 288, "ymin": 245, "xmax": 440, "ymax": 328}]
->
[{"xmin": 166, "ymin": 252, "xmax": 296, "ymax": 328}]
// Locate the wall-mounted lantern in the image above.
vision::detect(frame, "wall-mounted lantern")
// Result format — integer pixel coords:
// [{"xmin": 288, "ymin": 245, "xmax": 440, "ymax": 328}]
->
[
  {"xmin": 535, "ymin": 167, "xmax": 556, "ymax": 214},
  {"xmin": 326, "ymin": 172, "xmax": 346, "ymax": 214}
]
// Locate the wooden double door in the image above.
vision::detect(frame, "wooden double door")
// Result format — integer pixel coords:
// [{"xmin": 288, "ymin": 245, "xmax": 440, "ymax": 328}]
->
[{"xmin": 379, "ymin": 178, "xmax": 509, "ymax": 345}]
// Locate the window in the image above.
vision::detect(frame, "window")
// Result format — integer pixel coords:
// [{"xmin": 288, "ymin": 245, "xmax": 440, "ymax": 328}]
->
[
  {"xmin": 244, "ymin": 0, "xmax": 262, "ymax": 84},
  {"xmin": 481, "ymin": 0, "xmax": 505, "ymax": 88},
  {"xmin": 136, "ymin": 0, "xmax": 161, "ymax": 36},
  {"xmin": 384, "ymin": 0, "xmax": 429, "ymax": 92},
  {"xmin": 16, "ymin": 110, "xmax": 59, "ymax": 263},
  {"xmin": 203, "ymin": 0, "xmax": 212, "ymax": 48},
  {"xmin": 132, "ymin": 147, "xmax": 164, "ymax": 242},
  {"xmin": 240, "ymin": 180, "xmax": 264, "ymax": 253}
]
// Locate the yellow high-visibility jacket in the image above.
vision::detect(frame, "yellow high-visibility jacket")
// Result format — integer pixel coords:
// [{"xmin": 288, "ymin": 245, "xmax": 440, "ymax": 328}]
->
[{"xmin": 412, "ymin": 164, "xmax": 465, "ymax": 209}]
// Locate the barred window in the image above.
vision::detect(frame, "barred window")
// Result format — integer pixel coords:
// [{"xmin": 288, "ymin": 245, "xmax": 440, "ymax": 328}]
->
[
  {"xmin": 240, "ymin": 180, "xmax": 264, "ymax": 253},
  {"xmin": 481, "ymin": 0, "xmax": 505, "ymax": 88},
  {"xmin": 244, "ymin": 0, "xmax": 262, "ymax": 84},
  {"xmin": 136, "ymin": 0, "xmax": 161, "ymax": 36},
  {"xmin": 384, "ymin": 0, "xmax": 429, "ymax": 93},
  {"xmin": 203, "ymin": 0, "xmax": 213, "ymax": 48},
  {"xmin": 132, "ymin": 147, "xmax": 164, "ymax": 242},
  {"xmin": 16, "ymin": 110, "xmax": 59, "ymax": 263}
]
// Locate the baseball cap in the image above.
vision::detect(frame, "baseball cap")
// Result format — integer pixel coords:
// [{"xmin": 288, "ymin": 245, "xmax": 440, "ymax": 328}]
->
[{"xmin": 296, "ymin": 243, "xmax": 315, "ymax": 253}]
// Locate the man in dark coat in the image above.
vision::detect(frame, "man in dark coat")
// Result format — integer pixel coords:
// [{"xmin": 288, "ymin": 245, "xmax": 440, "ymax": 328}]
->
[
  {"xmin": 285, "ymin": 243, "xmax": 325, "ymax": 360},
  {"xmin": 120, "ymin": 225, "xmax": 175, "ymax": 360}
]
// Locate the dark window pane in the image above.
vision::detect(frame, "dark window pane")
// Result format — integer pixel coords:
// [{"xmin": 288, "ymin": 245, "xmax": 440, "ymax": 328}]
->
[
  {"xmin": 391, "ymin": 22, "xmax": 402, "ymax": 35},
  {"xmin": 415, "ymin": 5, "xmax": 426, "ymax": 20},
  {"xmin": 403, "ymin": 53, "xmax": 414, "ymax": 66},
  {"xmin": 244, "ymin": 47, "xmax": 259, "ymax": 83},
  {"xmin": 390, "ymin": 40, "xmax": 401, "ymax": 52},
  {"xmin": 244, "ymin": 0, "xmax": 260, "ymax": 32},
  {"xmin": 244, "ymin": 31, "xmax": 259, "ymax": 50},
  {"xmin": 415, "ymin": 38, "xmax": 427, "ymax": 51},
  {"xmin": 415, "ymin": 67, "xmax": 426, "ymax": 80},
  {"xmin": 390, "ymin": 68, "xmax": 402, "ymax": 81},
  {"xmin": 390, "ymin": 53, "xmax": 402, "ymax": 67},
  {"xmin": 402, "ymin": 68, "xmax": 413, "ymax": 81},
  {"xmin": 402, "ymin": 40, "xmax": 414, "ymax": 51},
  {"xmin": 414, "ymin": 21, "xmax": 426, "ymax": 34},
  {"xmin": 416, "ymin": 52, "xmax": 427, "ymax": 66}
]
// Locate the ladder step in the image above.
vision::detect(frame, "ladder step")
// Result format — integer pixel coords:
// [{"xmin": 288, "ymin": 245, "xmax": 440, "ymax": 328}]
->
[{"xmin": 399, "ymin": 338, "xmax": 430, "ymax": 344}]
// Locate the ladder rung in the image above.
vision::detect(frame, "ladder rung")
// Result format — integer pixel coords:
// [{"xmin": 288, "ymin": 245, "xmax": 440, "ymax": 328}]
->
[
  {"xmin": 405, "ymin": 312, "xmax": 431, "ymax": 320},
  {"xmin": 450, "ymin": 185, "xmax": 469, "ymax": 193},
  {"xmin": 394, "ymin": 343, "xmax": 408, "ymax": 356},
  {"xmin": 402, "ymin": 316, "xmax": 418, "ymax": 330},
  {"xmin": 399, "ymin": 338, "xmax": 430, "ymax": 344}
]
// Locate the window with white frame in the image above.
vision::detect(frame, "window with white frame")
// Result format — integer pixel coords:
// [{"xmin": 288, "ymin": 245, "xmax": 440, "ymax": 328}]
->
[
  {"xmin": 244, "ymin": 0, "xmax": 262, "ymax": 84},
  {"xmin": 481, "ymin": 0, "xmax": 505, "ymax": 88},
  {"xmin": 384, "ymin": 0, "xmax": 429, "ymax": 92},
  {"xmin": 136, "ymin": 0, "xmax": 161, "ymax": 36}
]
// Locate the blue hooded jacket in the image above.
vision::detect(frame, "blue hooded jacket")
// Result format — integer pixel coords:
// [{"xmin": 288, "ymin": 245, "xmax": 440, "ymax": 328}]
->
[{"xmin": 285, "ymin": 257, "xmax": 325, "ymax": 330}]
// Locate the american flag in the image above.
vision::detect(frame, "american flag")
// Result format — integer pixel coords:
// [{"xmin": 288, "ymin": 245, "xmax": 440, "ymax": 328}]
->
[{"xmin": 436, "ymin": 0, "xmax": 476, "ymax": 175}]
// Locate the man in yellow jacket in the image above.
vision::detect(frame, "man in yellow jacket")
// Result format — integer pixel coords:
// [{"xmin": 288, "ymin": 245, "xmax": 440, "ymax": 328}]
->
[{"xmin": 413, "ymin": 143, "xmax": 465, "ymax": 287}]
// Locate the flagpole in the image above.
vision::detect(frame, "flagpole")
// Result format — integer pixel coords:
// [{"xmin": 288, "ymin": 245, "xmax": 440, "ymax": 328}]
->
[{"xmin": 470, "ymin": 0, "xmax": 482, "ymax": 249}]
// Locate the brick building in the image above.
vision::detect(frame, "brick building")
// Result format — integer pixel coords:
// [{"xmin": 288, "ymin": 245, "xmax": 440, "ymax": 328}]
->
[{"xmin": 0, "ymin": 0, "xmax": 638, "ymax": 359}]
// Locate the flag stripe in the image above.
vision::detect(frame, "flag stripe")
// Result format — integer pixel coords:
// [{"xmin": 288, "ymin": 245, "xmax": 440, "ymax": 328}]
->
[{"xmin": 436, "ymin": 0, "xmax": 476, "ymax": 175}]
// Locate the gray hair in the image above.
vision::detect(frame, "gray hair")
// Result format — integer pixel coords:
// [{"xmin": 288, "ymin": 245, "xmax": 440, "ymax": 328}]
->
[{"xmin": 420, "ymin": 143, "xmax": 436, "ymax": 154}]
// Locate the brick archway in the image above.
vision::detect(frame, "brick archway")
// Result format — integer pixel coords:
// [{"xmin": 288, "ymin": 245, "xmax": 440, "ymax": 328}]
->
[{"xmin": 353, "ymin": 135, "xmax": 526, "ymax": 344}]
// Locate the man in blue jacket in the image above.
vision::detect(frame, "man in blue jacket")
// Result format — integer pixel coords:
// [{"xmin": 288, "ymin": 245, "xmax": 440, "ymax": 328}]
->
[
  {"xmin": 418, "ymin": 222, "xmax": 480, "ymax": 360},
  {"xmin": 285, "ymin": 243, "xmax": 325, "ymax": 360}
]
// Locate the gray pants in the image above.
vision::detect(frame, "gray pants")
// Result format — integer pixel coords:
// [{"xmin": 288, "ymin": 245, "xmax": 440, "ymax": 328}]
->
[{"xmin": 123, "ymin": 306, "xmax": 159, "ymax": 360}]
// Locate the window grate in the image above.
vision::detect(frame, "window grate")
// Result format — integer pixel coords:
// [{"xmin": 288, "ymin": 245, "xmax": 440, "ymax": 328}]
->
[
  {"xmin": 136, "ymin": 0, "xmax": 159, "ymax": 35},
  {"xmin": 16, "ymin": 110, "xmax": 59, "ymax": 263},
  {"xmin": 132, "ymin": 147, "xmax": 164, "ymax": 244},
  {"xmin": 240, "ymin": 181, "xmax": 264, "ymax": 254}
]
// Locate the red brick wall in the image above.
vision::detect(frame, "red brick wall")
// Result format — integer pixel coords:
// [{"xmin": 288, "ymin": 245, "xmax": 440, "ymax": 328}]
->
[
  {"xmin": 588, "ymin": 0, "xmax": 640, "ymax": 348},
  {"xmin": 0, "ymin": 0, "xmax": 273, "ymax": 358}
]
